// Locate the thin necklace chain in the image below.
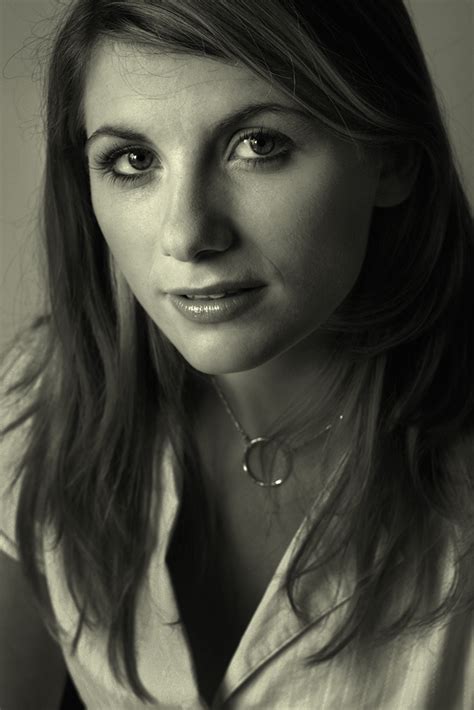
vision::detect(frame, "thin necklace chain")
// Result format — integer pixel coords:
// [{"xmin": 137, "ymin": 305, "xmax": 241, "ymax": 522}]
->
[
  {"xmin": 211, "ymin": 376, "xmax": 342, "ymax": 451},
  {"xmin": 212, "ymin": 377, "xmax": 252, "ymax": 444}
]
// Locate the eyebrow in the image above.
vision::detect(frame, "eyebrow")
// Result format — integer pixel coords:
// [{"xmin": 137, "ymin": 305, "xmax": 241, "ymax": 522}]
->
[{"xmin": 84, "ymin": 101, "xmax": 311, "ymax": 152}]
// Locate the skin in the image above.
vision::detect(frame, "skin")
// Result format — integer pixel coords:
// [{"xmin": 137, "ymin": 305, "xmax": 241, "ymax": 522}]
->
[
  {"xmin": 84, "ymin": 41, "xmax": 404, "ymax": 432},
  {"xmin": 84, "ymin": 45, "xmax": 418, "ymax": 699}
]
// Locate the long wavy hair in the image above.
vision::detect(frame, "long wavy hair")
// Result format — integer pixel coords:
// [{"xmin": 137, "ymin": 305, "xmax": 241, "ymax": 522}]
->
[{"xmin": 2, "ymin": 0, "xmax": 474, "ymax": 701}]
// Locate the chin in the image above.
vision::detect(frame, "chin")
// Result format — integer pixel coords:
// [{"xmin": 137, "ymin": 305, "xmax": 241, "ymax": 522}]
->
[{"xmin": 177, "ymin": 340, "xmax": 280, "ymax": 376}]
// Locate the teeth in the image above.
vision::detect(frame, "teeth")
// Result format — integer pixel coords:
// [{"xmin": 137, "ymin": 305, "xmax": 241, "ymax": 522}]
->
[{"xmin": 186, "ymin": 291, "xmax": 238, "ymax": 300}]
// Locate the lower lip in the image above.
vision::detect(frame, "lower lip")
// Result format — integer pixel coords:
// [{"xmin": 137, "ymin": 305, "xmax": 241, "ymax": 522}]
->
[{"xmin": 169, "ymin": 288, "xmax": 265, "ymax": 324}]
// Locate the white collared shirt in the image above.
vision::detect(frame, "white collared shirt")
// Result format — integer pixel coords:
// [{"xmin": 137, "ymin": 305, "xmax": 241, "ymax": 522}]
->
[{"xmin": 1, "ymin": 424, "xmax": 473, "ymax": 709}]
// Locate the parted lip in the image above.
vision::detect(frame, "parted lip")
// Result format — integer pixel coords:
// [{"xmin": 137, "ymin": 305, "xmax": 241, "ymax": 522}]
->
[{"xmin": 167, "ymin": 281, "xmax": 265, "ymax": 296}]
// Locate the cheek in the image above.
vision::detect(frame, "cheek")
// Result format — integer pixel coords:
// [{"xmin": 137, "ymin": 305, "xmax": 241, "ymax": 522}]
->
[
  {"xmin": 253, "ymin": 164, "xmax": 376, "ymax": 314},
  {"xmin": 91, "ymin": 189, "xmax": 155, "ymax": 290},
  {"xmin": 244, "ymin": 192, "xmax": 372, "ymax": 310}
]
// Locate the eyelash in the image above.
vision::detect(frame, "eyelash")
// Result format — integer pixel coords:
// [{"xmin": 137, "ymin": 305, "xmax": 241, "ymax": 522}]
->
[{"xmin": 90, "ymin": 127, "xmax": 292, "ymax": 187}]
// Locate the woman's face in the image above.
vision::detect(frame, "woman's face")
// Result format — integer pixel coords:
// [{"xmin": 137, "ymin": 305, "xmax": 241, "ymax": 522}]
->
[{"xmin": 85, "ymin": 42, "xmax": 383, "ymax": 374}]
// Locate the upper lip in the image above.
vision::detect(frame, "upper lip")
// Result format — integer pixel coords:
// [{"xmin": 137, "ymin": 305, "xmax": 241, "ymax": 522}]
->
[{"xmin": 168, "ymin": 281, "xmax": 264, "ymax": 296}]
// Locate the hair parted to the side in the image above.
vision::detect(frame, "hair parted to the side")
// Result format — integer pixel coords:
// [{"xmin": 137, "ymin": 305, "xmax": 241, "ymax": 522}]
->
[{"xmin": 1, "ymin": 0, "xmax": 473, "ymax": 701}]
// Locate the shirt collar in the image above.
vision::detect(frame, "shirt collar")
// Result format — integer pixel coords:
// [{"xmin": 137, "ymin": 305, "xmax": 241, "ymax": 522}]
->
[{"xmin": 147, "ymin": 443, "xmax": 357, "ymax": 706}]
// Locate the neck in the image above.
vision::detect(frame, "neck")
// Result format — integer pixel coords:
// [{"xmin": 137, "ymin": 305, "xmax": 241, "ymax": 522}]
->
[{"xmin": 211, "ymin": 334, "xmax": 351, "ymax": 440}]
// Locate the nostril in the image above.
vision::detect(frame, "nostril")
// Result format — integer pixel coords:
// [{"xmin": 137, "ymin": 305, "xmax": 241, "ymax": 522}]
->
[{"xmin": 195, "ymin": 248, "xmax": 224, "ymax": 260}]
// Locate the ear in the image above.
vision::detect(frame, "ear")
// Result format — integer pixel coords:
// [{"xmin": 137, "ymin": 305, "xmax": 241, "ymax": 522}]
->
[{"xmin": 374, "ymin": 143, "xmax": 421, "ymax": 208}]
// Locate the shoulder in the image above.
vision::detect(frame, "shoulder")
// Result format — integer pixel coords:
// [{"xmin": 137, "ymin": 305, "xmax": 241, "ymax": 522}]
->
[
  {"xmin": 0, "ymin": 319, "xmax": 50, "ymax": 560},
  {"xmin": 446, "ymin": 427, "xmax": 474, "ymax": 549},
  {"xmin": 0, "ymin": 319, "xmax": 49, "ymax": 440},
  {"xmin": 440, "ymin": 428, "xmax": 474, "ymax": 610}
]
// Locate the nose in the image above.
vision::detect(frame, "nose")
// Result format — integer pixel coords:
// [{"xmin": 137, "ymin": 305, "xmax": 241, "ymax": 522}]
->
[{"xmin": 159, "ymin": 167, "xmax": 234, "ymax": 262}]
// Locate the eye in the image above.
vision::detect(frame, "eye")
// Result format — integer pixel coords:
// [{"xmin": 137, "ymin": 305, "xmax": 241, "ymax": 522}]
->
[
  {"xmin": 235, "ymin": 133, "xmax": 276, "ymax": 158},
  {"xmin": 113, "ymin": 149, "xmax": 155, "ymax": 175},
  {"xmin": 89, "ymin": 144, "xmax": 159, "ymax": 186},
  {"xmin": 230, "ymin": 127, "xmax": 292, "ymax": 166}
]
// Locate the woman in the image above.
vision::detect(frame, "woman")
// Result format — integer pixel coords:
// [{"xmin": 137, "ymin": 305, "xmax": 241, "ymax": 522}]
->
[{"xmin": 1, "ymin": 0, "xmax": 473, "ymax": 708}]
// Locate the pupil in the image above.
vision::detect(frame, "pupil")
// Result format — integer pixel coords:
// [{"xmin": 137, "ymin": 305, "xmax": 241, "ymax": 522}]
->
[
  {"xmin": 129, "ymin": 151, "xmax": 152, "ymax": 170},
  {"xmin": 250, "ymin": 135, "xmax": 274, "ymax": 155}
]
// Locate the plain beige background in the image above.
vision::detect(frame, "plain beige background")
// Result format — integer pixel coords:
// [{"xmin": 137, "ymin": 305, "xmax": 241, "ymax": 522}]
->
[{"xmin": 1, "ymin": 0, "xmax": 473, "ymax": 350}]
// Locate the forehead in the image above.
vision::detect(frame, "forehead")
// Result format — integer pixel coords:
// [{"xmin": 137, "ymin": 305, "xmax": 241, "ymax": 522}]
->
[{"xmin": 84, "ymin": 41, "xmax": 293, "ymax": 135}]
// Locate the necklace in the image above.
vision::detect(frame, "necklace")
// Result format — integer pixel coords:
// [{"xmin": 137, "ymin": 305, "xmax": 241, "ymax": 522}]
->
[{"xmin": 211, "ymin": 377, "xmax": 343, "ymax": 488}]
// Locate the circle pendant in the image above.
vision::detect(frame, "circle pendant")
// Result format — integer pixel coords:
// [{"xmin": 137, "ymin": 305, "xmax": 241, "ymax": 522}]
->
[{"xmin": 243, "ymin": 437, "xmax": 293, "ymax": 487}]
